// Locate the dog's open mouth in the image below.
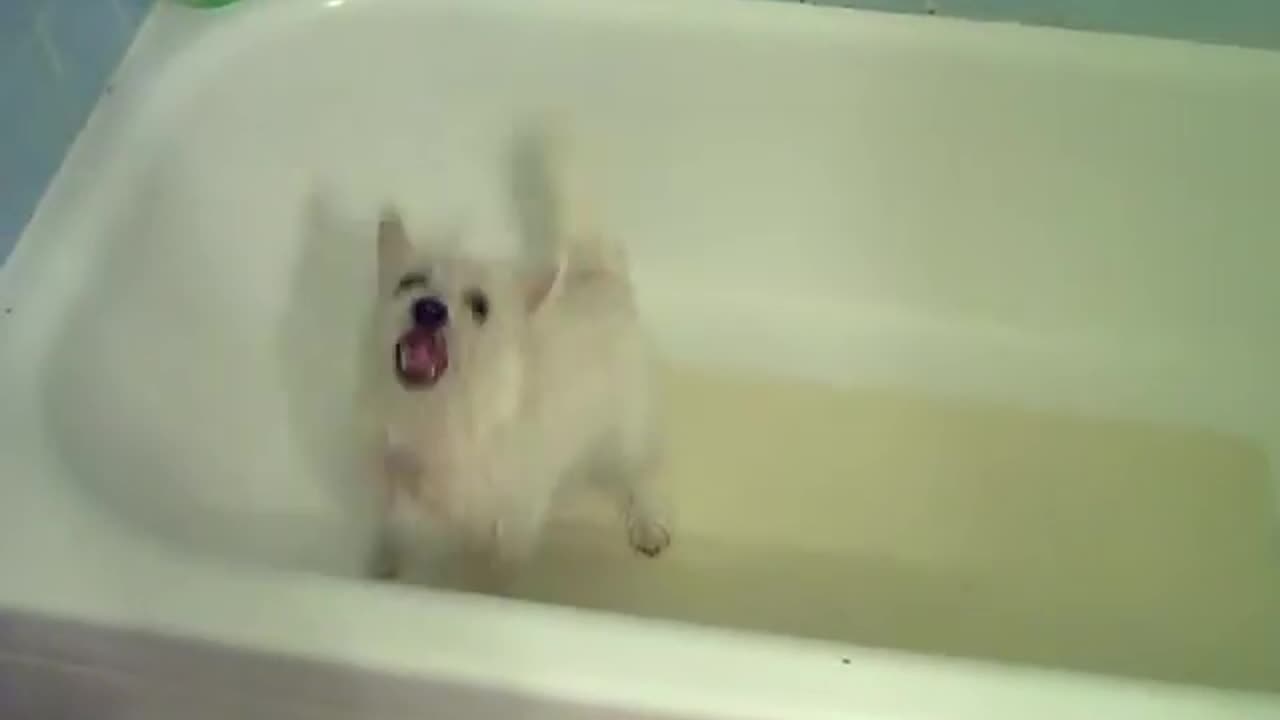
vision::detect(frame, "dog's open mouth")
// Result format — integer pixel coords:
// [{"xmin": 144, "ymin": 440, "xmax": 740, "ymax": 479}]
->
[{"xmin": 395, "ymin": 327, "xmax": 448, "ymax": 388}]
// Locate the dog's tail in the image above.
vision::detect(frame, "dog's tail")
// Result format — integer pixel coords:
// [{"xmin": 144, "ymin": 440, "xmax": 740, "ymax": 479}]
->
[{"xmin": 538, "ymin": 128, "xmax": 627, "ymax": 278}]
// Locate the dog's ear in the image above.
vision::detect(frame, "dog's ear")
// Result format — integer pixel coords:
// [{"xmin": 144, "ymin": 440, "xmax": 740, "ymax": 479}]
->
[
  {"xmin": 524, "ymin": 255, "xmax": 564, "ymax": 315},
  {"xmin": 377, "ymin": 207, "xmax": 412, "ymax": 288}
]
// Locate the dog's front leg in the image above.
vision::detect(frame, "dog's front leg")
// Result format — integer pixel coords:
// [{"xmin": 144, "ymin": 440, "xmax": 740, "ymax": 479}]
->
[
  {"xmin": 616, "ymin": 456, "xmax": 672, "ymax": 558},
  {"xmin": 368, "ymin": 439, "xmax": 423, "ymax": 581},
  {"xmin": 493, "ymin": 512, "xmax": 543, "ymax": 568},
  {"xmin": 460, "ymin": 494, "xmax": 551, "ymax": 593}
]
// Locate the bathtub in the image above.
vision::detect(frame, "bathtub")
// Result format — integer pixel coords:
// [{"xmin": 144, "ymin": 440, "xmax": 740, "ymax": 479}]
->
[{"xmin": 1, "ymin": 0, "xmax": 1279, "ymax": 716}]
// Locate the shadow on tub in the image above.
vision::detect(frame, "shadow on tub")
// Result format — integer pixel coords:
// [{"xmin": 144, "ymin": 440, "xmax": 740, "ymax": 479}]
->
[{"xmin": 40, "ymin": 167, "xmax": 379, "ymax": 576}]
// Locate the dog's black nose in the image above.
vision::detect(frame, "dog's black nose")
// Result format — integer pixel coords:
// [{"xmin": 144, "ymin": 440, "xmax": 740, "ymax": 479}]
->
[{"xmin": 411, "ymin": 297, "xmax": 449, "ymax": 329}]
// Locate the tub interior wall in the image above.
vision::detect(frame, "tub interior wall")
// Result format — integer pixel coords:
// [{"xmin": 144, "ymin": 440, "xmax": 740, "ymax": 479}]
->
[{"xmin": 25, "ymin": 0, "xmax": 1280, "ymax": 697}]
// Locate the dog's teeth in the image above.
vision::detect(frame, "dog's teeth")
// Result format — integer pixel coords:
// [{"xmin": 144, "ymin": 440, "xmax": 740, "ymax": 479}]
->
[{"xmin": 396, "ymin": 344, "xmax": 407, "ymax": 372}]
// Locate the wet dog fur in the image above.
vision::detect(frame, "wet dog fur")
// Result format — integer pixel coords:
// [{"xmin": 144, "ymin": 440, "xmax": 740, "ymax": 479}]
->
[{"xmin": 369, "ymin": 133, "xmax": 669, "ymax": 588}]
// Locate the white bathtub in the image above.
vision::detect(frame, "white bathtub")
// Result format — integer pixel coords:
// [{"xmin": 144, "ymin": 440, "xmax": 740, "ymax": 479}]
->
[{"xmin": 1, "ymin": 0, "xmax": 1278, "ymax": 717}]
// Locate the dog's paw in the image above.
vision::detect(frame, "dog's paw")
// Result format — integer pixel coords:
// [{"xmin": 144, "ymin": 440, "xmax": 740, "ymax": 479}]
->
[{"xmin": 627, "ymin": 516, "xmax": 671, "ymax": 558}]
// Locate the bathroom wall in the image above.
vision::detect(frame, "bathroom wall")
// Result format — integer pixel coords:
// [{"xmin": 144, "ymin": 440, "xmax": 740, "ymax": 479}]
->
[
  {"xmin": 0, "ymin": 0, "xmax": 153, "ymax": 261},
  {"xmin": 808, "ymin": 0, "xmax": 1280, "ymax": 51}
]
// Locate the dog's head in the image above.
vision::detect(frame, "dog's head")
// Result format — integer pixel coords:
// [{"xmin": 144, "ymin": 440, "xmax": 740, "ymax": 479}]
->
[{"xmin": 375, "ymin": 209, "xmax": 559, "ymax": 393}]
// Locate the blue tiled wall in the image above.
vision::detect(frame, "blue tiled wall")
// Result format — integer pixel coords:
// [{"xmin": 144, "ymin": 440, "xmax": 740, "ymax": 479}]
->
[
  {"xmin": 0, "ymin": 0, "xmax": 153, "ymax": 262},
  {"xmin": 808, "ymin": 0, "xmax": 1280, "ymax": 51}
]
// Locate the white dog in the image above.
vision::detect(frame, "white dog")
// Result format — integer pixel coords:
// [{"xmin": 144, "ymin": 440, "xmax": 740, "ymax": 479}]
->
[{"xmin": 369, "ymin": 134, "xmax": 670, "ymax": 587}]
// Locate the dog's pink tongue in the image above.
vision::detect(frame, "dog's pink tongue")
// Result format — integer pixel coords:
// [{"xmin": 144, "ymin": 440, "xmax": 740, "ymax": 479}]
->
[{"xmin": 396, "ymin": 329, "xmax": 448, "ymax": 387}]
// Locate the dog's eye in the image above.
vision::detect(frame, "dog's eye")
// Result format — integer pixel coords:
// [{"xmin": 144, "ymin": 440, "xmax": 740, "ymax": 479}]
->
[
  {"xmin": 395, "ymin": 272, "xmax": 429, "ymax": 296},
  {"xmin": 464, "ymin": 289, "xmax": 489, "ymax": 324}
]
